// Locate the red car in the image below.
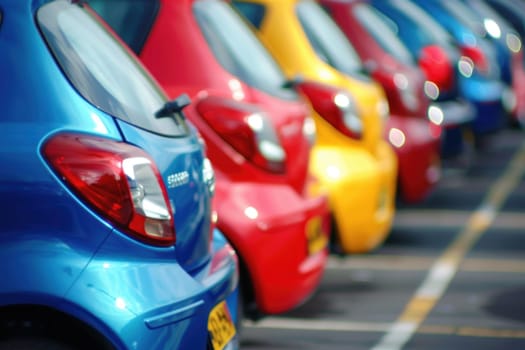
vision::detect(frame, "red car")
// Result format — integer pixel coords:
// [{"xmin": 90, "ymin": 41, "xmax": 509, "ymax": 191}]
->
[
  {"xmin": 88, "ymin": 0, "xmax": 331, "ymax": 319},
  {"xmin": 321, "ymin": 0, "xmax": 442, "ymax": 203}
]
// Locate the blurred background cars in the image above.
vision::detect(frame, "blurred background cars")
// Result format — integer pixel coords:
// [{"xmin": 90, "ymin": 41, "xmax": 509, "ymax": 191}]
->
[
  {"xmin": 0, "ymin": 1, "xmax": 239, "ymax": 349},
  {"xmin": 233, "ymin": 0, "xmax": 399, "ymax": 254},
  {"xmin": 463, "ymin": 0, "xmax": 525, "ymax": 128},
  {"xmin": 409, "ymin": 0, "xmax": 508, "ymax": 140},
  {"xmin": 320, "ymin": 0, "xmax": 442, "ymax": 204},
  {"xmin": 88, "ymin": 0, "xmax": 332, "ymax": 322},
  {"xmin": 369, "ymin": 0, "xmax": 505, "ymax": 158}
]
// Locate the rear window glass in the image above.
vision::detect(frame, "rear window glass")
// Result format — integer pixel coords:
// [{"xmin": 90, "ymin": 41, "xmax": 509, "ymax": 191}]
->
[
  {"xmin": 296, "ymin": 0, "xmax": 366, "ymax": 78},
  {"xmin": 232, "ymin": 1, "xmax": 266, "ymax": 29},
  {"xmin": 194, "ymin": 0, "xmax": 297, "ymax": 100},
  {"xmin": 37, "ymin": 1, "xmax": 188, "ymax": 137},
  {"xmin": 372, "ymin": 0, "xmax": 455, "ymax": 57},
  {"xmin": 87, "ymin": 0, "xmax": 159, "ymax": 54},
  {"xmin": 352, "ymin": 4, "xmax": 414, "ymax": 66}
]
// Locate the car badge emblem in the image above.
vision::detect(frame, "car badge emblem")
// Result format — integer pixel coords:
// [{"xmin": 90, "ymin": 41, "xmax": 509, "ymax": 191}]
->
[{"xmin": 166, "ymin": 171, "xmax": 190, "ymax": 189}]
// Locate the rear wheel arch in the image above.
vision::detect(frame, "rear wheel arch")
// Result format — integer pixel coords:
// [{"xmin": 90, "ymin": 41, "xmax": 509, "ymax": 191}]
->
[{"xmin": 0, "ymin": 305, "xmax": 116, "ymax": 350}]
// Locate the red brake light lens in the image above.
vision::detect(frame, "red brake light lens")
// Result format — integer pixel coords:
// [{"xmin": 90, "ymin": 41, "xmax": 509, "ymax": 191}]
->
[
  {"xmin": 295, "ymin": 81, "xmax": 363, "ymax": 140},
  {"xmin": 196, "ymin": 96, "xmax": 286, "ymax": 173},
  {"xmin": 42, "ymin": 133, "xmax": 175, "ymax": 246},
  {"xmin": 460, "ymin": 45, "xmax": 489, "ymax": 74},
  {"xmin": 418, "ymin": 45, "xmax": 454, "ymax": 92}
]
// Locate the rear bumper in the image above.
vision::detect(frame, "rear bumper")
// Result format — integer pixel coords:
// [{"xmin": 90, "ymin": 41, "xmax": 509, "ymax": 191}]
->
[
  {"xmin": 430, "ymin": 98, "xmax": 475, "ymax": 128},
  {"xmin": 63, "ymin": 229, "xmax": 239, "ymax": 350},
  {"xmin": 214, "ymin": 179, "xmax": 331, "ymax": 316},
  {"xmin": 310, "ymin": 141, "xmax": 397, "ymax": 254}
]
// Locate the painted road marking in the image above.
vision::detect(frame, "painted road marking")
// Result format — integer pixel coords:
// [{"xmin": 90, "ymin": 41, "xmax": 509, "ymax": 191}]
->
[
  {"xmin": 327, "ymin": 255, "xmax": 525, "ymax": 273},
  {"xmin": 371, "ymin": 140, "xmax": 525, "ymax": 350},
  {"xmin": 243, "ymin": 318, "xmax": 525, "ymax": 339},
  {"xmin": 393, "ymin": 210, "xmax": 525, "ymax": 230}
]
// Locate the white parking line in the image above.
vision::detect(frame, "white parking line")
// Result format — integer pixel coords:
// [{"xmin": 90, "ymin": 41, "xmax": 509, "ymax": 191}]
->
[
  {"xmin": 243, "ymin": 318, "xmax": 525, "ymax": 338},
  {"xmin": 371, "ymin": 140, "xmax": 525, "ymax": 350},
  {"xmin": 393, "ymin": 210, "xmax": 525, "ymax": 230},
  {"xmin": 327, "ymin": 254, "xmax": 525, "ymax": 273},
  {"xmin": 244, "ymin": 318, "xmax": 391, "ymax": 333}
]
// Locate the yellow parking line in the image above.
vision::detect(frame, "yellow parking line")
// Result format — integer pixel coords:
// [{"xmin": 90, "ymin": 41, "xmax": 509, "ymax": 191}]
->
[{"xmin": 371, "ymin": 141, "xmax": 525, "ymax": 350}]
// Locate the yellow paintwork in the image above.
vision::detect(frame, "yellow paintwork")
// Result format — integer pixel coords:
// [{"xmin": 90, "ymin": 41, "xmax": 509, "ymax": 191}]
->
[{"xmin": 234, "ymin": 0, "xmax": 398, "ymax": 253}]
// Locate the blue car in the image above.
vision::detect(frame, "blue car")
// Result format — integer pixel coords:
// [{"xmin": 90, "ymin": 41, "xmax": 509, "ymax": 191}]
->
[
  {"xmin": 0, "ymin": 1, "xmax": 239, "ymax": 349},
  {"xmin": 410, "ymin": 0, "xmax": 507, "ymax": 136},
  {"xmin": 370, "ymin": 0, "xmax": 506, "ymax": 155}
]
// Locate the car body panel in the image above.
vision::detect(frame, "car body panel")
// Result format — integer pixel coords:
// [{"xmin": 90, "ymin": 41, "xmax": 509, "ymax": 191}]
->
[
  {"xmin": 88, "ymin": 0, "xmax": 331, "ymax": 317},
  {"xmin": 233, "ymin": 0, "xmax": 398, "ymax": 253},
  {"xmin": 0, "ymin": 1, "xmax": 238, "ymax": 349},
  {"xmin": 406, "ymin": 0, "xmax": 506, "ymax": 135},
  {"xmin": 470, "ymin": 0, "xmax": 525, "ymax": 127},
  {"xmin": 320, "ymin": 0, "xmax": 442, "ymax": 203}
]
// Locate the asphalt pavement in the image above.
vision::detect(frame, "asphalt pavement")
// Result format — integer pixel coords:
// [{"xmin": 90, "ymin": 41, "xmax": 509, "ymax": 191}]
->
[{"xmin": 240, "ymin": 127, "xmax": 525, "ymax": 350}]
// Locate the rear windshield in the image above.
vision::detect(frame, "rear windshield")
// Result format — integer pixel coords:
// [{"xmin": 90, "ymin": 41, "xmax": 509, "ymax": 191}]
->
[
  {"xmin": 87, "ymin": 0, "xmax": 159, "ymax": 54},
  {"xmin": 352, "ymin": 3, "xmax": 414, "ymax": 66},
  {"xmin": 231, "ymin": 1, "xmax": 266, "ymax": 29},
  {"xmin": 37, "ymin": 1, "xmax": 188, "ymax": 137},
  {"xmin": 296, "ymin": 0, "xmax": 366, "ymax": 78},
  {"xmin": 194, "ymin": 0, "xmax": 297, "ymax": 100},
  {"xmin": 372, "ymin": 0, "xmax": 456, "ymax": 57}
]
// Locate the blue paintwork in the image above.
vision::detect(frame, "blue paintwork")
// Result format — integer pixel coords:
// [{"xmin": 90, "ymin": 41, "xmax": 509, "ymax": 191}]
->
[
  {"xmin": 0, "ymin": 0, "xmax": 239, "ymax": 349},
  {"xmin": 411, "ymin": 0, "xmax": 506, "ymax": 134}
]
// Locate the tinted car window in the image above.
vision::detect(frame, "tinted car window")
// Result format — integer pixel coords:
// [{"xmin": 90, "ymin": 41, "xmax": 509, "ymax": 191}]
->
[
  {"xmin": 194, "ymin": 0, "xmax": 297, "ymax": 99},
  {"xmin": 373, "ymin": 1, "xmax": 456, "ymax": 57},
  {"xmin": 87, "ymin": 0, "xmax": 159, "ymax": 54},
  {"xmin": 352, "ymin": 4, "xmax": 414, "ymax": 66},
  {"xmin": 296, "ymin": 1, "xmax": 366, "ymax": 79},
  {"xmin": 37, "ymin": 1, "xmax": 188, "ymax": 137},
  {"xmin": 441, "ymin": 1, "xmax": 487, "ymax": 37},
  {"xmin": 232, "ymin": 2, "xmax": 266, "ymax": 29}
]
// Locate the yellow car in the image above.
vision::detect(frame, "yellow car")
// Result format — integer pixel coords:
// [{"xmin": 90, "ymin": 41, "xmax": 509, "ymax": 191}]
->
[{"xmin": 232, "ymin": 0, "xmax": 398, "ymax": 253}]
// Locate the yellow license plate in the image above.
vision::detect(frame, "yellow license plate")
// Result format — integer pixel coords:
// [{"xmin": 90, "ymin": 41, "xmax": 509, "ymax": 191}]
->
[
  {"xmin": 306, "ymin": 216, "xmax": 328, "ymax": 255},
  {"xmin": 207, "ymin": 301, "xmax": 236, "ymax": 350}
]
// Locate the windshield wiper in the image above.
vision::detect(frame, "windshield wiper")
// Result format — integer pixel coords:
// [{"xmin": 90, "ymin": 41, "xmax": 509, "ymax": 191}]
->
[
  {"xmin": 155, "ymin": 94, "xmax": 191, "ymax": 119},
  {"xmin": 281, "ymin": 75, "xmax": 305, "ymax": 89}
]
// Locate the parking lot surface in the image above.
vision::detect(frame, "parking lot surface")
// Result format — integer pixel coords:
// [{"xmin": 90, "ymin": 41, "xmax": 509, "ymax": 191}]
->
[{"xmin": 240, "ymin": 128, "xmax": 525, "ymax": 350}]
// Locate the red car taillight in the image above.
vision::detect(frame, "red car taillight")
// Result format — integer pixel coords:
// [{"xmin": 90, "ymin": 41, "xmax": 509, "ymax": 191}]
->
[
  {"xmin": 460, "ymin": 45, "xmax": 489, "ymax": 74},
  {"xmin": 196, "ymin": 96, "xmax": 286, "ymax": 173},
  {"xmin": 42, "ymin": 133, "xmax": 175, "ymax": 246},
  {"xmin": 295, "ymin": 81, "xmax": 363, "ymax": 140},
  {"xmin": 419, "ymin": 45, "xmax": 454, "ymax": 92}
]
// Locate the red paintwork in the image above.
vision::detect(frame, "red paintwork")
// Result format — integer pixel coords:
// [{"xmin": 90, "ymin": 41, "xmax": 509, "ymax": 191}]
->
[
  {"xmin": 137, "ymin": 0, "xmax": 330, "ymax": 316},
  {"xmin": 511, "ymin": 50, "xmax": 525, "ymax": 127},
  {"xmin": 321, "ymin": 0, "xmax": 441, "ymax": 203},
  {"xmin": 419, "ymin": 44, "xmax": 455, "ymax": 92}
]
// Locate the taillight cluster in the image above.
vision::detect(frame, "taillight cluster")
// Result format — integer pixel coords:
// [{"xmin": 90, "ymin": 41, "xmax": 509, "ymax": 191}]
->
[
  {"xmin": 42, "ymin": 133, "xmax": 176, "ymax": 246},
  {"xmin": 460, "ymin": 45, "xmax": 490, "ymax": 75},
  {"xmin": 419, "ymin": 44, "xmax": 455, "ymax": 94},
  {"xmin": 196, "ymin": 95, "xmax": 287, "ymax": 173},
  {"xmin": 295, "ymin": 81, "xmax": 363, "ymax": 140}
]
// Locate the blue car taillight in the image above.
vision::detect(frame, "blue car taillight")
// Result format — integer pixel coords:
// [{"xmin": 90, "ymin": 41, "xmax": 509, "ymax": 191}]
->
[{"xmin": 42, "ymin": 133, "xmax": 176, "ymax": 246}]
